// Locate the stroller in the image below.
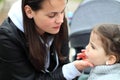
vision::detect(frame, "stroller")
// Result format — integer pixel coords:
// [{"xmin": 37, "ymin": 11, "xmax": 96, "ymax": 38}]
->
[{"xmin": 69, "ymin": 0, "xmax": 120, "ymax": 79}]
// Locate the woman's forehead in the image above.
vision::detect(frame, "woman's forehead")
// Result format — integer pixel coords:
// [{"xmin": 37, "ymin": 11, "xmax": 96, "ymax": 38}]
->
[{"xmin": 41, "ymin": 0, "xmax": 66, "ymax": 11}]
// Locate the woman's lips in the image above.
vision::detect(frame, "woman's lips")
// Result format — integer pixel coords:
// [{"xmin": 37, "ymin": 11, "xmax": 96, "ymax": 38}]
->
[{"xmin": 53, "ymin": 26, "xmax": 60, "ymax": 29}]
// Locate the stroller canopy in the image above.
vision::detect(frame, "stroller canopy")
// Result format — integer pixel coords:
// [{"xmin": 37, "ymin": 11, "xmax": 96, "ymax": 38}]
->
[{"xmin": 70, "ymin": 0, "xmax": 120, "ymax": 35}]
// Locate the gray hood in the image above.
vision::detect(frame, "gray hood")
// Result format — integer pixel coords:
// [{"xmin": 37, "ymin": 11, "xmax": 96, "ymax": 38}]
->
[{"xmin": 8, "ymin": 0, "xmax": 24, "ymax": 32}]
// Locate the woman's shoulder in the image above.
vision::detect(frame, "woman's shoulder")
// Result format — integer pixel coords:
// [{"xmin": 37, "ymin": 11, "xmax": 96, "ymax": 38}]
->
[
  {"xmin": 0, "ymin": 17, "xmax": 23, "ymax": 36},
  {"xmin": 0, "ymin": 17, "xmax": 27, "ymax": 62},
  {"xmin": 0, "ymin": 17, "xmax": 25, "ymax": 43}
]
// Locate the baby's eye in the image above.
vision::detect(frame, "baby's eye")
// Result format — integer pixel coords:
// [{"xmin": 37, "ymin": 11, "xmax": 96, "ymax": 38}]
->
[
  {"xmin": 90, "ymin": 43, "xmax": 95, "ymax": 49},
  {"xmin": 91, "ymin": 45, "xmax": 95, "ymax": 49}
]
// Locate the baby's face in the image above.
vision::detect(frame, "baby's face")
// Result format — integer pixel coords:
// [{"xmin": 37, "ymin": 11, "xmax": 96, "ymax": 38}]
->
[{"xmin": 85, "ymin": 32, "xmax": 109, "ymax": 66}]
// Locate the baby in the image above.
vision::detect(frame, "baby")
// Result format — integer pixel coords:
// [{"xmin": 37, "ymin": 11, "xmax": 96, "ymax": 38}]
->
[{"xmin": 77, "ymin": 24, "xmax": 120, "ymax": 80}]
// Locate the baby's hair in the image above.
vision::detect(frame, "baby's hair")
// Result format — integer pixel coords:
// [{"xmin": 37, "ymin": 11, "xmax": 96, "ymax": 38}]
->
[{"xmin": 92, "ymin": 24, "xmax": 120, "ymax": 63}]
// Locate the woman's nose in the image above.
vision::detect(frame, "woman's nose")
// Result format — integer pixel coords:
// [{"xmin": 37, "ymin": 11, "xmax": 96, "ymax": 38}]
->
[{"xmin": 55, "ymin": 14, "xmax": 64, "ymax": 24}]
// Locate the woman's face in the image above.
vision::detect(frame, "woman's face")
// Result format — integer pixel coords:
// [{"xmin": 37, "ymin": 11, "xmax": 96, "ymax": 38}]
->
[
  {"xmin": 25, "ymin": 0, "xmax": 66, "ymax": 35},
  {"xmin": 85, "ymin": 32, "xmax": 109, "ymax": 66}
]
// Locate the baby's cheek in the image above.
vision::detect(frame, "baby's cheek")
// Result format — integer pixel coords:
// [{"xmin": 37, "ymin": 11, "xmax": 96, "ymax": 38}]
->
[{"xmin": 87, "ymin": 55, "xmax": 95, "ymax": 63}]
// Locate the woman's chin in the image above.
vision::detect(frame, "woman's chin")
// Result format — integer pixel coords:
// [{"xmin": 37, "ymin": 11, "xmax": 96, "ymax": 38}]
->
[{"xmin": 49, "ymin": 30, "xmax": 59, "ymax": 34}]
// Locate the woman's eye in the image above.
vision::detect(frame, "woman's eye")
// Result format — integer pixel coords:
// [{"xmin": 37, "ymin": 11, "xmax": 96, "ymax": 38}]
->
[
  {"xmin": 48, "ymin": 13, "xmax": 56, "ymax": 18},
  {"xmin": 61, "ymin": 10, "xmax": 65, "ymax": 14},
  {"xmin": 48, "ymin": 11, "xmax": 64, "ymax": 18}
]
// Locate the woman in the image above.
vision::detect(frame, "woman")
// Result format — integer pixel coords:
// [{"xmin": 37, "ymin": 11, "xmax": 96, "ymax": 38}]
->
[{"xmin": 0, "ymin": 0, "xmax": 93, "ymax": 80}]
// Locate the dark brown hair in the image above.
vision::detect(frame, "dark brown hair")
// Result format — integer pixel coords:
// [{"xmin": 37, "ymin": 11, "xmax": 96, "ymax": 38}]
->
[
  {"xmin": 92, "ymin": 24, "xmax": 120, "ymax": 63},
  {"xmin": 22, "ymin": 0, "xmax": 68, "ymax": 71}
]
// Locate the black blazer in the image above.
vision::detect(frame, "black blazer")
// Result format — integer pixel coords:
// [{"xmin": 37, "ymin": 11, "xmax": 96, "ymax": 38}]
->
[{"xmin": 0, "ymin": 18, "xmax": 70, "ymax": 80}]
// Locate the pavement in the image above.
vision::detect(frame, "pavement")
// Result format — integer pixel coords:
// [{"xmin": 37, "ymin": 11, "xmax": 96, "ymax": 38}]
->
[{"xmin": 0, "ymin": 0, "xmax": 16, "ymax": 24}]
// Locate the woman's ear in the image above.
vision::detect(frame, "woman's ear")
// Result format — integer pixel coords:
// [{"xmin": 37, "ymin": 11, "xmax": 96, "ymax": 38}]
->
[
  {"xmin": 107, "ymin": 55, "xmax": 116, "ymax": 65},
  {"xmin": 24, "ymin": 5, "xmax": 33, "ymax": 19}
]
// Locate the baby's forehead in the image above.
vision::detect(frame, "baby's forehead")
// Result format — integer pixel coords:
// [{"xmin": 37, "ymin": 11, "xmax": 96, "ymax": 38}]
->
[
  {"xmin": 91, "ymin": 30, "xmax": 100, "ymax": 38},
  {"xmin": 90, "ymin": 31, "xmax": 104, "ymax": 44}
]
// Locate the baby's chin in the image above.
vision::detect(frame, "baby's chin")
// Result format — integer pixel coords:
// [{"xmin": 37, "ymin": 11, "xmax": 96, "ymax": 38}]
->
[{"xmin": 85, "ymin": 59, "xmax": 95, "ymax": 66}]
